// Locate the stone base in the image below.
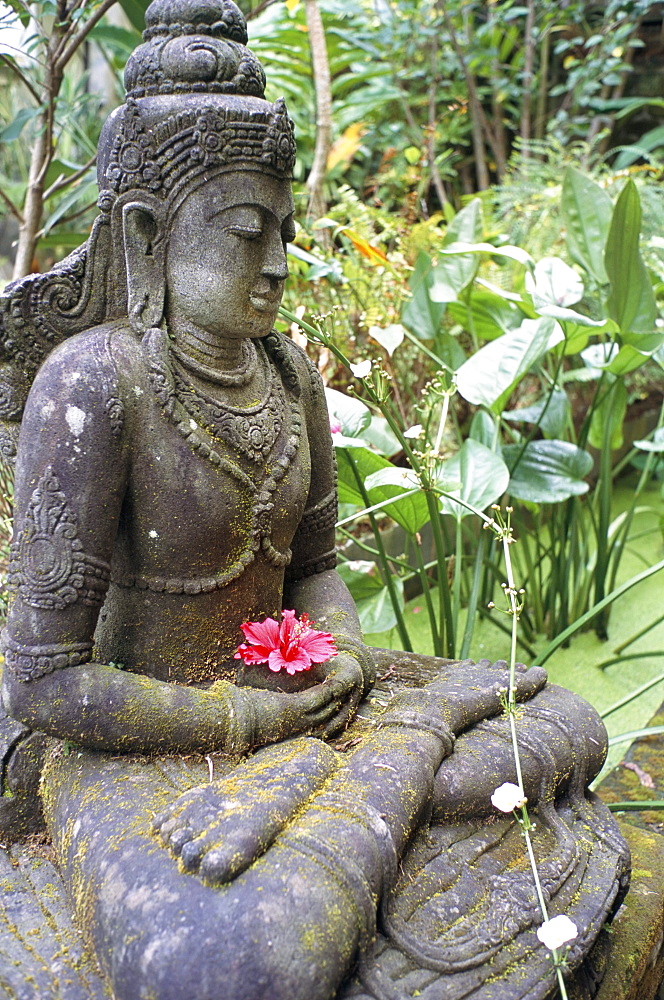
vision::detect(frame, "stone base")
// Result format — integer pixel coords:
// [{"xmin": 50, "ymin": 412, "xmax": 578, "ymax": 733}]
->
[{"xmin": 595, "ymin": 822, "xmax": 664, "ymax": 1000}]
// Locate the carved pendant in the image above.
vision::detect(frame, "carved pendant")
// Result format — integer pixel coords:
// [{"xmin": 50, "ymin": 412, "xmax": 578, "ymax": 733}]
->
[{"xmin": 171, "ymin": 357, "xmax": 283, "ymax": 464}]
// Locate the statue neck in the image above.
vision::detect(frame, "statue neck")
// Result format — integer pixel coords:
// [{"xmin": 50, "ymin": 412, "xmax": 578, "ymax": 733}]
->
[{"xmin": 169, "ymin": 318, "xmax": 248, "ymax": 371}]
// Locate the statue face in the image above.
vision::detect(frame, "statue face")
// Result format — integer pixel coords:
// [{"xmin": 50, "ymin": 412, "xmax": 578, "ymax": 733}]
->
[{"xmin": 165, "ymin": 171, "xmax": 295, "ymax": 340}]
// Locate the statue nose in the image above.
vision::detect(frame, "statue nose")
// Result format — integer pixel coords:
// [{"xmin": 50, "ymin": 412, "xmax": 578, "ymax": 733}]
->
[{"xmin": 262, "ymin": 235, "xmax": 289, "ymax": 282}]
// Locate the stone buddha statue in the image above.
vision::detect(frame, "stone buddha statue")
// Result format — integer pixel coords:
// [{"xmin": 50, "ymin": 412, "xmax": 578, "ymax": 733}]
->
[{"xmin": 0, "ymin": 3, "xmax": 629, "ymax": 998}]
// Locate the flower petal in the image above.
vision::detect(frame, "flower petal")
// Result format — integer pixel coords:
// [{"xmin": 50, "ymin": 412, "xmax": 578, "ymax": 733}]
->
[
  {"xmin": 537, "ymin": 915, "xmax": 578, "ymax": 951},
  {"xmin": 490, "ymin": 782, "xmax": 527, "ymax": 813}
]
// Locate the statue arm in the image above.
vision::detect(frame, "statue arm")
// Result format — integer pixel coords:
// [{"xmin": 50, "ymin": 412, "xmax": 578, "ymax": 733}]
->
[{"xmin": 1, "ymin": 332, "xmax": 344, "ymax": 752}]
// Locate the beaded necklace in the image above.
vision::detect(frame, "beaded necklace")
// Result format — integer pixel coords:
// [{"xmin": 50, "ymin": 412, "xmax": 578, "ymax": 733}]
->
[{"xmin": 143, "ymin": 327, "xmax": 302, "ymax": 582}]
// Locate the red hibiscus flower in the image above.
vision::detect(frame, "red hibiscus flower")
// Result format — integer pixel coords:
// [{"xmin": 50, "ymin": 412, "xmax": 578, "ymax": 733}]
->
[{"xmin": 234, "ymin": 610, "xmax": 338, "ymax": 675}]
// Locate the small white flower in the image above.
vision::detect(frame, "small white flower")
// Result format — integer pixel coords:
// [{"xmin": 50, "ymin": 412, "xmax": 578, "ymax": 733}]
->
[
  {"xmin": 491, "ymin": 782, "xmax": 527, "ymax": 813},
  {"xmin": 350, "ymin": 360, "xmax": 372, "ymax": 378},
  {"xmin": 403, "ymin": 424, "xmax": 423, "ymax": 439},
  {"xmin": 537, "ymin": 915, "xmax": 578, "ymax": 951}
]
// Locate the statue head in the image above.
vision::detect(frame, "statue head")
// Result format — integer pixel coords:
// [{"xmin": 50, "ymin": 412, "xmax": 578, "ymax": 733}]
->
[{"xmin": 97, "ymin": 0, "xmax": 297, "ymax": 334}]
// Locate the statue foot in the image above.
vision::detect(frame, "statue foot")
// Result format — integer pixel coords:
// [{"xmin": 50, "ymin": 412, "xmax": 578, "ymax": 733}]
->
[{"xmin": 152, "ymin": 736, "xmax": 337, "ymax": 884}]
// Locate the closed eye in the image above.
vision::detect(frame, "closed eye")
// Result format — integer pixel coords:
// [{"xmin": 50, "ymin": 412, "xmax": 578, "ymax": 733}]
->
[{"xmin": 227, "ymin": 226, "xmax": 263, "ymax": 239}]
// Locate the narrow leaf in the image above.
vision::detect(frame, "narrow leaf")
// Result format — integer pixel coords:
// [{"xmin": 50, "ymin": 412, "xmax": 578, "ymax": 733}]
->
[{"xmin": 605, "ymin": 179, "xmax": 657, "ymax": 332}]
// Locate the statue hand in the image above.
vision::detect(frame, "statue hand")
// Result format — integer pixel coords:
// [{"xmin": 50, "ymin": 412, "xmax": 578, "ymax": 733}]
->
[
  {"xmin": 229, "ymin": 680, "xmax": 350, "ymax": 748},
  {"xmin": 318, "ymin": 651, "xmax": 366, "ymax": 737},
  {"xmin": 424, "ymin": 658, "xmax": 548, "ymax": 734}
]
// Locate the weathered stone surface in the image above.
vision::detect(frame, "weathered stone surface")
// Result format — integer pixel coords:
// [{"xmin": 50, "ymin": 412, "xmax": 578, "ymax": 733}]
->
[
  {"xmin": 594, "ymin": 823, "xmax": 664, "ymax": 1000},
  {"xmin": 0, "ymin": 844, "xmax": 111, "ymax": 1000}
]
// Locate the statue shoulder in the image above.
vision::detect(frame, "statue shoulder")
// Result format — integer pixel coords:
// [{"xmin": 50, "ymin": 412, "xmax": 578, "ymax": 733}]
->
[
  {"xmin": 23, "ymin": 321, "xmax": 144, "ymax": 445},
  {"xmin": 265, "ymin": 331, "xmax": 325, "ymax": 405}
]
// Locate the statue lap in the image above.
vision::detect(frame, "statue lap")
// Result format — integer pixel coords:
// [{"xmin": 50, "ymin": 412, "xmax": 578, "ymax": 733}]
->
[{"xmin": 41, "ymin": 649, "xmax": 629, "ymax": 1000}]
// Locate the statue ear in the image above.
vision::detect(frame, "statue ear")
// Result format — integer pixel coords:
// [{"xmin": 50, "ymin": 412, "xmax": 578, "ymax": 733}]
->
[{"xmin": 122, "ymin": 200, "xmax": 166, "ymax": 333}]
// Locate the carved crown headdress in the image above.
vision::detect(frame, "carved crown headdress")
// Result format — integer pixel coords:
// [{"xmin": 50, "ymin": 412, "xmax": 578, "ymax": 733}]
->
[
  {"xmin": 0, "ymin": 0, "xmax": 295, "ymax": 459},
  {"xmin": 98, "ymin": 0, "xmax": 296, "ymax": 209}
]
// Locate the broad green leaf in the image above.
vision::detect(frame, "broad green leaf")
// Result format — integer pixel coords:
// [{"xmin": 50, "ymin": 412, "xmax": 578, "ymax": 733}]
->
[
  {"xmin": 503, "ymin": 441, "xmax": 593, "ymax": 503},
  {"xmin": 607, "ymin": 344, "xmax": 658, "ymax": 376},
  {"xmin": 605, "ymin": 179, "xmax": 658, "ymax": 333},
  {"xmin": 468, "ymin": 410, "xmax": 497, "ymax": 448},
  {"xmin": 561, "ymin": 167, "xmax": 612, "ymax": 285},
  {"xmin": 402, "ymin": 252, "xmax": 445, "ymax": 340},
  {"xmin": 325, "ymin": 387, "xmax": 371, "ymax": 438},
  {"xmin": 455, "ymin": 317, "xmax": 562, "ymax": 411},
  {"xmin": 364, "ymin": 466, "xmax": 430, "ymax": 534},
  {"xmin": 634, "ymin": 428, "xmax": 664, "ymax": 453},
  {"xmin": 561, "ymin": 323, "xmax": 591, "ymax": 355},
  {"xmin": 0, "ymin": 107, "xmax": 41, "ymax": 143},
  {"xmin": 503, "ymin": 388, "xmax": 571, "ymax": 440},
  {"xmin": 445, "ymin": 198, "xmax": 483, "ymax": 245},
  {"xmin": 335, "ymin": 447, "xmax": 391, "ymax": 506},
  {"xmin": 440, "ymin": 242, "xmax": 534, "ymax": 269},
  {"xmin": 368, "ymin": 323, "xmax": 404, "ymax": 356},
  {"xmin": 448, "ymin": 286, "xmax": 524, "ymax": 342},
  {"xmin": 361, "ymin": 416, "xmax": 401, "ymax": 457},
  {"xmin": 588, "ymin": 380, "xmax": 628, "ymax": 451},
  {"xmin": 337, "ymin": 562, "xmax": 404, "ymax": 633},
  {"xmin": 526, "ymin": 257, "xmax": 584, "ymax": 308},
  {"xmin": 439, "ymin": 440, "xmax": 510, "ymax": 519}
]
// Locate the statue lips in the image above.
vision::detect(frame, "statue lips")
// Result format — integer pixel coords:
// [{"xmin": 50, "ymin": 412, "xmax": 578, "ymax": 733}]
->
[{"xmin": 249, "ymin": 291, "xmax": 281, "ymax": 313}]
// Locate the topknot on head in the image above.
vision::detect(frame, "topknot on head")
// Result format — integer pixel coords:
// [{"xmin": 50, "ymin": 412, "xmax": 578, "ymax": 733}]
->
[
  {"xmin": 143, "ymin": 0, "xmax": 248, "ymax": 44},
  {"xmin": 124, "ymin": 0, "xmax": 264, "ymax": 99}
]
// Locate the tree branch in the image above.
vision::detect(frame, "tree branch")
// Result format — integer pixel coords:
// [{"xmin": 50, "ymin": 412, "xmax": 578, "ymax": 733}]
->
[
  {"xmin": 0, "ymin": 186, "xmax": 24, "ymax": 224},
  {"xmin": 304, "ymin": 0, "xmax": 332, "ymax": 221},
  {"xmin": 43, "ymin": 153, "xmax": 97, "ymax": 201},
  {"xmin": 0, "ymin": 53, "xmax": 41, "ymax": 103},
  {"xmin": 55, "ymin": 0, "xmax": 119, "ymax": 71},
  {"xmin": 246, "ymin": 0, "xmax": 280, "ymax": 19}
]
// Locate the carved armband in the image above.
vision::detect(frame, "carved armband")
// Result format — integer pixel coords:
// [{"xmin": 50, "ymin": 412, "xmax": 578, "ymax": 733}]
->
[
  {"xmin": 289, "ymin": 488, "xmax": 338, "ymax": 580},
  {"xmin": 8, "ymin": 468, "xmax": 111, "ymax": 610},
  {"xmin": 2, "ymin": 631, "xmax": 93, "ymax": 683}
]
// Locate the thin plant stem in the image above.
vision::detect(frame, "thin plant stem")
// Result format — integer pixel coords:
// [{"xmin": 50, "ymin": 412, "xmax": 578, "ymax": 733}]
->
[
  {"xmin": 489, "ymin": 506, "xmax": 570, "ymax": 999},
  {"xmin": 346, "ymin": 452, "xmax": 413, "ymax": 652},
  {"xmin": 613, "ymin": 612, "xmax": 664, "ymax": 654}
]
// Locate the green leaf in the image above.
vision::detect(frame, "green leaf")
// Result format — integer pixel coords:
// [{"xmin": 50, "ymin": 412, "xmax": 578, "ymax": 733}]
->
[
  {"xmin": 503, "ymin": 440, "xmax": 593, "ymax": 503},
  {"xmin": 445, "ymin": 198, "xmax": 483, "ymax": 245},
  {"xmin": 439, "ymin": 242, "xmax": 534, "ymax": 269},
  {"xmin": 468, "ymin": 410, "xmax": 497, "ymax": 448},
  {"xmin": 448, "ymin": 285, "xmax": 524, "ymax": 342},
  {"xmin": 335, "ymin": 447, "xmax": 391, "ymax": 506},
  {"xmin": 0, "ymin": 106, "xmax": 41, "ymax": 143},
  {"xmin": 634, "ymin": 428, "xmax": 664, "ymax": 453},
  {"xmin": 605, "ymin": 179, "xmax": 658, "ymax": 333},
  {"xmin": 117, "ymin": 0, "xmax": 151, "ymax": 32},
  {"xmin": 364, "ymin": 466, "xmax": 430, "ymax": 534},
  {"xmin": 439, "ymin": 440, "xmax": 510, "ymax": 519},
  {"xmin": 402, "ymin": 252, "xmax": 445, "ymax": 341},
  {"xmin": 428, "ymin": 201, "xmax": 483, "ymax": 303},
  {"xmin": 455, "ymin": 317, "xmax": 561, "ymax": 411},
  {"xmin": 503, "ymin": 388, "xmax": 571, "ymax": 440},
  {"xmin": 561, "ymin": 167, "xmax": 612, "ymax": 285},
  {"xmin": 337, "ymin": 562, "xmax": 404, "ymax": 633},
  {"xmin": 325, "ymin": 387, "xmax": 371, "ymax": 438},
  {"xmin": 588, "ymin": 380, "xmax": 627, "ymax": 451}
]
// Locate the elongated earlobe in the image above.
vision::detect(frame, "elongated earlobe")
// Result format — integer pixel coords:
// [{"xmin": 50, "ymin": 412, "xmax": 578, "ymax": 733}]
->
[{"xmin": 123, "ymin": 201, "xmax": 165, "ymax": 333}]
